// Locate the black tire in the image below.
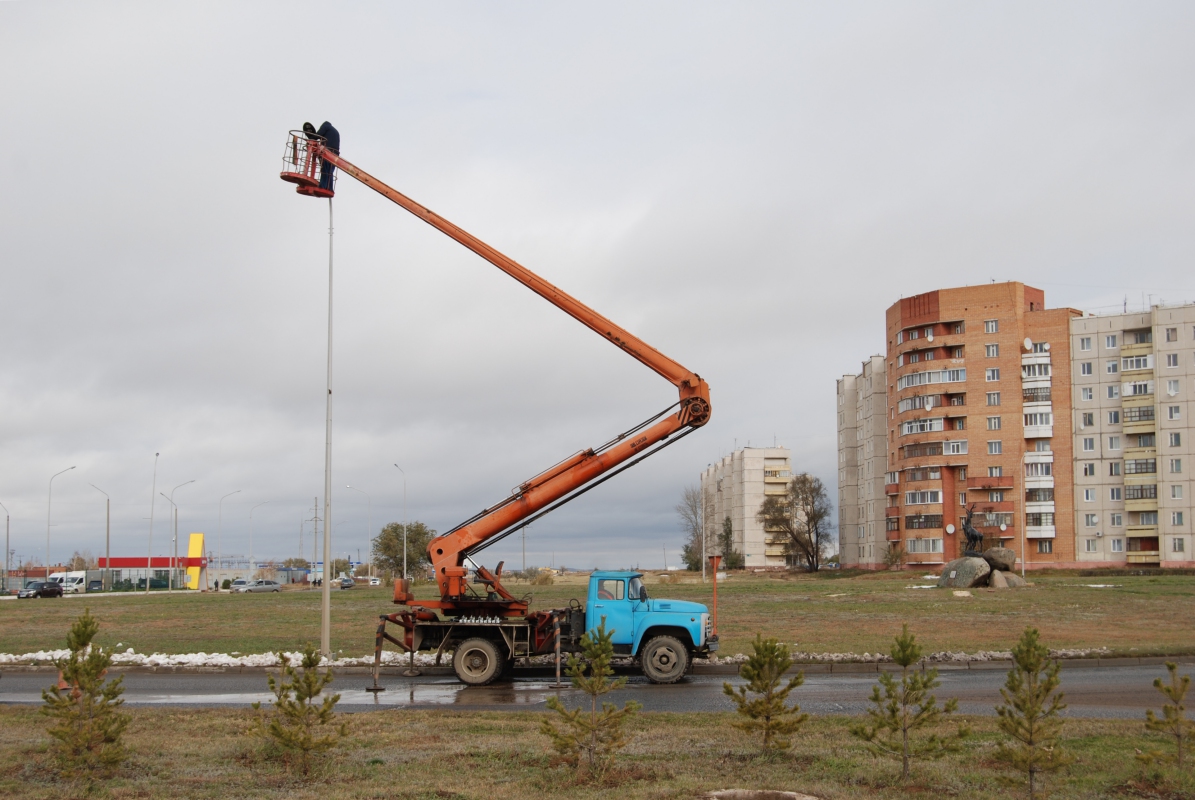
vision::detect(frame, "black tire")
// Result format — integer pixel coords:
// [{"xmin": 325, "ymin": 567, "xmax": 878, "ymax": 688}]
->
[
  {"xmin": 453, "ymin": 637, "xmax": 503, "ymax": 686},
  {"xmin": 640, "ymin": 635, "xmax": 689, "ymax": 684}
]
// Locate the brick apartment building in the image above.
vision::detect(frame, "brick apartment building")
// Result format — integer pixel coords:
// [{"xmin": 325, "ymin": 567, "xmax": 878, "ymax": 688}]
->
[{"xmin": 839, "ymin": 282, "xmax": 1081, "ymax": 570}]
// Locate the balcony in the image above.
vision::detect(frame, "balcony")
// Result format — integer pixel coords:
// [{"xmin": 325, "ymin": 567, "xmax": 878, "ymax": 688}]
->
[
  {"xmin": 1024, "ymin": 451, "xmax": 1055, "ymax": 464},
  {"xmin": 1021, "ymin": 352, "xmax": 1052, "ymax": 367},
  {"xmin": 1025, "ymin": 501, "xmax": 1056, "ymax": 514},
  {"xmin": 886, "ymin": 506, "xmax": 900, "ymax": 517},
  {"xmin": 1024, "ymin": 425, "xmax": 1054, "ymax": 439},
  {"xmin": 1122, "ymin": 341, "xmax": 1153, "ymax": 358},
  {"xmin": 1125, "ymin": 419, "xmax": 1157, "ymax": 435},
  {"xmin": 886, "ymin": 529, "xmax": 901, "ymax": 542},
  {"xmin": 1125, "ymin": 498, "xmax": 1158, "ymax": 512},
  {"xmin": 1126, "ymin": 525, "xmax": 1159, "ymax": 538},
  {"xmin": 1127, "ymin": 552, "xmax": 1161, "ymax": 564},
  {"xmin": 967, "ymin": 475, "xmax": 1014, "ymax": 490},
  {"xmin": 1026, "ymin": 526, "xmax": 1056, "ymax": 539},
  {"xmin": 885, "ymin": 483, "xmax": 899, "ymax": 495},
  {"xmin": 977, "ymin": 501, "xmax": 1016, "ymax": 513}
]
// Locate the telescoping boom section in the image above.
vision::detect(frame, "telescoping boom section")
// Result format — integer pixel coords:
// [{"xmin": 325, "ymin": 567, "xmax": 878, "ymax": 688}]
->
[{"xmin": 280, "ymin": 132, "xmax": 711, "ymax": 617}]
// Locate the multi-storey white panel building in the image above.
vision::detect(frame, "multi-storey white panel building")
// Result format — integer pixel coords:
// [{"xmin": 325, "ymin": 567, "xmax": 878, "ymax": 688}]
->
[
  {"xmin": 700, "ymin": 447, "xmax": 792, "ymax": 568},
  {"xmin": 1070, "ymin": 305, "xmax": 1195, "ymax": 566},
  {"xmin": 837, "ymin": 355, "xmax": 888, "ymax": 569}
]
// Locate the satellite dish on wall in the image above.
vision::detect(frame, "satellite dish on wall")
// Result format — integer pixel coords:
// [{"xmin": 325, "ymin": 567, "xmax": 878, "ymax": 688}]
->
[
  {"xmin": 927, "ymin": 333, "xmax": 934, "ymax": 342},
  {"xmin": 1043, "ymin": 342, "xmax": 1051, "ymax": 351},
  {"xmin": 1023, "ymin": 338, "xmax": 1033, "ymax": 351},
  {"xmin": 945, "ymin": 524, "xmax": 956, "ymax": 534},
  {"xmin": 1000, "ymin": 524, "xmax": 1008, "ymax": 532}
]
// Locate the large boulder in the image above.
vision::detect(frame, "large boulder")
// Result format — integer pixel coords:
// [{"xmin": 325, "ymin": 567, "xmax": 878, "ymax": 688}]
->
[
  {"xmin": 938, "ymin": 557, "xmax": 991, "ymax": 588},
  {"xmin": 989, "ymin": 569, "xmax": 1009, "ymax": 589},
  {"xmin": 1005, "ymin": 571, "xmax": 1027, "ymax": 588},
  {"xmin": 983, "ymin": 547, "xmax": 1017, "ymax": 572}
]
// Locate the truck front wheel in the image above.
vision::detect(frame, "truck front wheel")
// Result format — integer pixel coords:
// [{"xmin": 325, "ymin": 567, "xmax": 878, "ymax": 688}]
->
[
  {"xmin": 453, "ymin": 637, "xmax": 502, "ymax": 686},
  {"xmin": 640, "ymin": 635, "xmax": 688, "ymax": 684}
]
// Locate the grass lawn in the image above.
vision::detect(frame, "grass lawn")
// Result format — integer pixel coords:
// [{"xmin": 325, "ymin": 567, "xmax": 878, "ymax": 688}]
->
[
  {"xmin": 3, "ymin": 704, "xmax": 1193, "ymax": 799},
  {"xmin": 2, "ymin": 570, "xmax": 1194, "ymax": 658}
]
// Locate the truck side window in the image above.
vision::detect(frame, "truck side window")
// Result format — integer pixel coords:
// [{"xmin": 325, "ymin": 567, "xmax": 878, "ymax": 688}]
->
[
  {"xmin": 628, "ymin": 576, "xmax": 646, "ymax": 600},
  {"xmin": 596, "ymin": 579, "xmax": 624, "ymax": 600}
]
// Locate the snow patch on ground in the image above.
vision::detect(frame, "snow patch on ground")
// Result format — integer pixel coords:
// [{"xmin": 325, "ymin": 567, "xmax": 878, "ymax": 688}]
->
[{"xmin": 695, "ymin": 645, "xmax": 1112, "ymax": 665}]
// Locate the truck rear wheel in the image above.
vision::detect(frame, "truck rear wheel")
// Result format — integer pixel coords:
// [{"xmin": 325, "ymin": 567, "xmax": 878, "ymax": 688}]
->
[
  {"xmin": 453, "ymin": 637, "xmax": 502, "ymax": 686},
  {"xmin": 641, "ymin": 635, "xmax": 688, "ymax": 684}
]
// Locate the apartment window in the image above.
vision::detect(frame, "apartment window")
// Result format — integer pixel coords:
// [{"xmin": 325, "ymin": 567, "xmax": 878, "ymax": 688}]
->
[
  {"xmin": 925, "ymin": 351, "xmax": 935, "ymax": 361},
  {"xmin": 985, "ymin": 344, "xmax": 999, "ymax": 358},
  {"xmin": 987, "ymin": 416, "xmax": 1002, "ymax": 430},
  {"xmin": 1082, "ymin": 412, "xmax": 1094, "ymax": 427},
  {"xmin": 1026, "ymin": 488, "xmax": 1054, "ymax": 502},
  {"xmin": 953, "ymin": 417, "xmax": 965, "ymax": 430},
  {"xmin": 988, "ymin": 466, "xmax": 1003, "ymax": 477},
  {"xmin": 1025, "ymin": 412, "xmax": 1052, "ymax": 427},
  {"xmin": 1111, "ymin": 538, "xmax": 1124, "ymax": 553},
  {"xmin": 1082, "ymin": 437, "xmax": 1095, "ymax": 452},
  {"xmin": 905, "ymin": 538, "xmax": 943, "ymax": 554},
  {"xmin": 1037, "ymin": 540, "xmax": 1053, "ymax": 554},
  {"xmin": 905, "ymin": 490, "xmax": 942, "ymax": 505},
  {"xmin": 1140, "ymin": 511, "xmax": 1159, "ymax": 525},
  {"xmin": 1083, "ymin": 463, "xmax": 1096, "ymax": 477},
  {"xmin": 1080, "ymin": 337, "xmax": 1092, "ymax": 351},
  {"xmin": 987, "ymin": 392, "xmax": 1001, "ymax": 406},
  {"xmin": 1025, "ymin": 512, "xmax": 1054, "ymax": 526},
  {"xmin": 1082, "ymin": 388, "xmax": 1093, "ymax": 401},
  {"xmin": 1123, "ymin": 355, "xmax": 1153, "ymax": 371},
  {"xmin": 1174, "ymin": 538, "xmax": 1186, "ymax": 553},
  {"xmin": 1035, "ymin": 439, "xmax": 1052, "ymax": 452},
  {"xmin": 901, "ymin": 418, "xmax": 945, "ymax": 435},
  {"xmin": 905, "ymin": 515, "xmax": 944, "ymax": 530},
  {"xmin": 1171, "ymin": 432, "xmax": 1182, "ymax": 447},
  {"xmin": 1085, "ymin": 539, "xmax": 1098, "ymax": 553},
  {"xmin": 1025, "ymin": 462, "xmax": 1052, "ymax": 477},
  {"xmin": 1022, "ymin": 363, "xmax": 1051, "ymax": 378},
  {"xmin": 1173, "ymin": 512, "xmax": 1185, "ymax": 526},
  {"xmin": 1034, "ymin": 342, "xmax": 1049, "ymax": 353},
  {"xmin": 1111, "ymin": 513, "xmax": 1123, "ymax": 527},
  {"xmin": 953, "ymin": 323, "xmax": 965, "ymax": 334},
  {"xmin": 1124, "ymin": 459, "xmax": 1155, "ymax": 475},
  {"xmin": 952, "ymin": 346, "xmax": 964, "ymax": 358},
  {"xmin": 959, "ymin": 492, "xmax": 967, "ymax": 505},
  {"xmin": 985, "ymin": 319, "xmax": 998, "ymax": 334},
  {"xmin": 924, "ymin": 327, "xmax": 934, "ymax": 338},
  {"xmin": 1167, "ymin": 353, "xmax": 1179, "ymax": 368},
  {"xmin": 1108, "ymin": 386, "xmax": 1120, "ymax": 399},
  {"xmin": 908, "ymin": 352, "xmax": 920, "ymax": 364},
  {"xmin": 1110, "ymin": 462, "xmax": 1122, "ymax": 476},
  {"xmin": 1125, "ymin": 406, "xmax": 1156, "ymax": 423},
  {"xmin": 1106, "ymin": 361, "xmax": 1119, "ymax": 375},
  {"xmin": 1084, "ymin": 514, "xmax": 1098, "ymax": 527},
  {"xmin": 1166, "ymin": 327, "xmax": 1178, "ymax": 342},
  {"xmin": 1083, "ymin": 489, "xmax": 1095, "ymax": 502},
  {"xmin": 1106, "ymin": 334, "xmax": 1118, "ymax": 348},
  {"xmin": 988, "ymin": 441, "xmax": 1002, "ymax": 455},
  {"xmin": 1108, "ymin": 436, "xmax": 1121, "ymax": 451},
  {"xmin": 945, "ymin": 440, "xmax": 968, "ymax": 455},
  {"xmin": 1173, "ymin": 485, "xmax": 1184, "ymax": 500},
  {"xmin": 1110, "ymin": 487, "xmax": 1122, "ymax": 501},
  {"xmin": 1169, "ymin": 405, "xmax": 1181, "ymax": 420},
  {"xmin": 989, "ymin": 490, "xmax": 1005, "ymax": 502},
  {"xmin": 1137, "ymin": 433, "xmax": 1155, "ymax": 447},
  {"xmin": 1168, "ymin": 380, "xmax": 1180, "ymax": 396},
  {"xmin": 1080, "ymin": 362, "xmax": 1093, "ymax": 376},
  {"xmin": 1171, "ymin": 459, "xmax": 1183, "ymax": 474},
  {"xmin": 1126, "ymin": 485, "xmax": 1157, "ymax": 500},
  {"xmin": 986, "ymin": 368, "xmax": 1001, "ymax": 382},
  {"xmin": 1127, "ymin": 381, "xmax": 1153, "ymax": 396},
  {"xmin": 1108, "ymin": 410, "xmax": 1120, "ymax": 424}
]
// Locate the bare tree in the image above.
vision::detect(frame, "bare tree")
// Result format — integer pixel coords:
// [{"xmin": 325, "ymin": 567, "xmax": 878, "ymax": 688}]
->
[
  {"xmin": 757, "ymin": 473, "xmax": 835, "ymax": 571},
  {"xmin": 676, "ymin": 486, "xmax": 705, "ymax": 571}
]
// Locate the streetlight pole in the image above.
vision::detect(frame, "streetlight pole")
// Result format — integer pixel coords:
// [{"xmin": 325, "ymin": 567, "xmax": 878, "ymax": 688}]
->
[
  {"xmin": 159, "ymin": 493, "xmax": 177, "ymax": 590},
  {"xmin": 47, "ymin": 466, "xmax": 75, "ymax": 580},
  {"xmin": 218, "ymin": 490, "xmax": 241, "ymax": 590},
  {"xmin": 146, "ymin": 453, "xmax": 159, "ymax": 594},
  {"xmin": 167, "ymin": 480, "xmax": 195, "ymax": 591},
  {"xmin": 88, "ymin": 485, "xmax": 110, "ymax": 590},
  {"xmin": 0, "ymin": 500, "xmax": 9, "ymax": 594},
  {"xmin": 393, "ymin": 464, "xmax": 407, "ymax": 580},
  {"xmin": 321, "ymin": 198, "xmax": 334, "ymax": 657},
  {"xmin": 250, "ymin": 501, "xmax": 270, "ymax": 580},
  {"xmin": 345, "ymin": 485, "xmax": 371, "ymax": 578}
]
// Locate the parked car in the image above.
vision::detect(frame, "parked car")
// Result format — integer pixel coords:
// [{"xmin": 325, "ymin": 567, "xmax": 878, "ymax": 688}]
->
[
  {"xmin": 234, "ymin": 579, "xmax": 281, "ymax": 593},
  {"xmin": 18, "ymin": 581, "xmax": 64, "ymax": 599},
  {"xmin": 86, "ymin": 579, "xmax": 104, "ymax": 592},
  {"xmin": 229, "ymin": 579, "xmax": 248, "ymax": 592},
  {"xmin": 369, "ymin": 577, "xmax": 381, "ymax": 586},
  {"xmin": 339, "ymin": 577, "xmax": 355, "ymax": 589}
]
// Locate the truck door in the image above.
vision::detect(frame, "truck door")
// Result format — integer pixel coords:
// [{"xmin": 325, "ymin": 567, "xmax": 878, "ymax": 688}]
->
[{"xmin": 591, "ymin": 577, "xmax": 633, "ymax": 646}]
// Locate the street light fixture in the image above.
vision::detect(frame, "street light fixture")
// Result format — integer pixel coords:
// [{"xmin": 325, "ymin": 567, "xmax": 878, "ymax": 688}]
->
[
  {"xmin": 250, "ymin": 501, "xmax": 270, "ymax": 578},
  {"xmin": 393, "ymin": 464, "xmax": 407, "ymax": 580},
  {"xmin": 47, "ymin": 466, "xmax": 76, "ymax": 580},
  {"xmin": 218, "ymin": 490, "xmax": 242, "ymax": 589},
  {"xmin": 345, "ymin": 485, "xmax": 371, "ymax": 578},
  {"xmin": 88, "ymin": 485, "xmax": 110, "ymax": 590},
  {"xmin": 167, "ymin": 480, "xmax": 195, "ymax": 591}
]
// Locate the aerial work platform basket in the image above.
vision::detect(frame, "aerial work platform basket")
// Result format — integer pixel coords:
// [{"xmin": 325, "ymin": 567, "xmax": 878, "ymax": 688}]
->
[{"xmin": 279, "ymin": 131, "xmax": 336, "ymax": 198}]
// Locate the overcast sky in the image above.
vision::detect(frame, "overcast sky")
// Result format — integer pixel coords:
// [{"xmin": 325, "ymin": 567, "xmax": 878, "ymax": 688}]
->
[{"xmin": 2, "ymin": 1, "xmax": 1194, "ymax": 571}]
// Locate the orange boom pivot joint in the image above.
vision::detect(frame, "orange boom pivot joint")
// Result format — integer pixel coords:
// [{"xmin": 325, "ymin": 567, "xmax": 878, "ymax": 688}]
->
[{"xmin": 280, "ymin": 133, "xmax": 711, "ymax": 618}]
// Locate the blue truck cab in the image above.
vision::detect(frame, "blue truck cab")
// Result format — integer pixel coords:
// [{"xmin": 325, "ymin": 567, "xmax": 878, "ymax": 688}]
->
[{"xmin": 586, "ymin": 570, "xmax": 717, "ymax": 683}]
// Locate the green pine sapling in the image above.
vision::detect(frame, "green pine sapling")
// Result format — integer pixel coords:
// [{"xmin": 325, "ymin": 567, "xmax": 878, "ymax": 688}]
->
[
  {"xmin": 850, "ymin": 624, "xmax": 967, "ymax": 779},
  {"xmin": 252, "ymin": 644, "xmax": 348, "ymax": 775},
  {"xmin": 994, "ymin": 627, "xmax": 1072, "ymax": 798},
  {"xmin": 41, "ymin": 608, "xmax": 130, "ymax": 775},
  {"xmin": 542, "ymin": 617, "xmax": 641, "ymax": 778},
  {"xmin": 1138, "ymin": 661, "xmax": 1193, "ymax": 768},
  {"xmin": 723, "ymin": 634, "xmax": 809, "ymax": 752}
]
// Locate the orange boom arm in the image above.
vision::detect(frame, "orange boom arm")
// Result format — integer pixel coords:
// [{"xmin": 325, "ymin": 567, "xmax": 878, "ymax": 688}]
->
[{"xmin": 312, "ymin": 146, "xmax": 710, "ymax": 612}]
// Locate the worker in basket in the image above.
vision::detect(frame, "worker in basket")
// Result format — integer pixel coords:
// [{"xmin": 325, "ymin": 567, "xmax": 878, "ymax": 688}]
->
[{"xmin": 302, "ymin": 121, "xmax": 340, "ymax": 192}]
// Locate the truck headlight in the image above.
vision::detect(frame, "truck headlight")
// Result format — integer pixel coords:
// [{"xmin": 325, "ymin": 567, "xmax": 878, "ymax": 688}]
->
[{"xmin": 701, "ymin": 613, "xmax": 710, "ymax": 644}]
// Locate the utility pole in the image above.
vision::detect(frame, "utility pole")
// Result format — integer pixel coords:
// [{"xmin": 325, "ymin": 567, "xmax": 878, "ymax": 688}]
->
[
  {"xmin": 47, "ymin": 466, "xmax": 75, "ymax": 581},
  {"xmin": 88, "ymin": 485, "xmax": 110, "ymax": 590},
  {"xmin": 522, "ymin": 526, "xmax": 526, "ymax": 573},
  {"xmin": 322, "ymin": 198, "xmax": 334, "ymax": 657},
  {"xmin": 393, "ymin": 464, "xmax": 407, "ymax": 580},
  {"xmin": 147, "ymin": 453, "xmax": 159, "ymax": 594},
  {"xmin": 0, "ymin": 500, "xmax": 9, "ymax": 594},
  {"xmin": 312, "ymin": 496, "xmax": 319, "ymax": 580}
]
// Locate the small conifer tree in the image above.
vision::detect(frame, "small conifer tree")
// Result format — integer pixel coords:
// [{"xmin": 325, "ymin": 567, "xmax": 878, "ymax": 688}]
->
[
  {"xmin": 542, "ymin": 618, "xmax": 641, "ymax": 778},
  {"xmin": 1138, "ymin": 661, "xmax": 1193, "ymax": 768},
  {"xmin": 41, "ymin": 608, "xmax": 129, "ymax": 775},
  {"xmin": 994, "ymin": 627, "xmax": 1072, "ymax": 798},
  {"xmin": 722, "ymin": 634, "xmax": 808, "ymax": 752},
  {"xmin": 252, "ymin": 644, "xmax": 348, "ymax": 775},
  {"xmin": 849, "ymin": 624, "xmax": 967, "ymax": 779}
]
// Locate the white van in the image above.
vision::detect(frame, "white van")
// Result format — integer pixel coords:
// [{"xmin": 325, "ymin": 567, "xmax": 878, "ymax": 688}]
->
[{"xmin": 48, "ymin": 572, "xmax": 67, "ymax": 586}]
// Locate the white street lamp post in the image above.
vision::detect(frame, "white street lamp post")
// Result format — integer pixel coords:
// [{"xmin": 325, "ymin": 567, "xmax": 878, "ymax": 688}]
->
[
  {"xmin": 393, "ymin": 464, "xmax": 407, "ymax": 579},
  {"xmin": 218, "ymin": 490, "xmax": 242, "ymax": 590},
  {"xmin": 345, "ymin": 485, "xmax": 371, "ymax": 578},
  {"xmin": 0, "ymin": 500, "xmax": 9, "ymax": 594},
  {"xmin": 167, "ymin": 480, "xmax": 195, "ymax": 591},
  {"xmin": 146, "ymin": 453, "xmax": 159, "ymax": 594},
  {"xmin": 89, "ymin": 485, "xmax": 110, "ymax": 590},
  {"xmin": 250, "ymin": 501, "xmax": 270, "ymax": 579},
  {"xmin": 47, "ymin": 466, "xmax": 76, "ymax": 580}
]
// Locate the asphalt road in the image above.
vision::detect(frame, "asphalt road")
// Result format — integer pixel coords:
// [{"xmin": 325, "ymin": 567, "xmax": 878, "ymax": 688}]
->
[{"xmin": 2, "ymin": 663, "xmax": 1188, "ymax": 718}]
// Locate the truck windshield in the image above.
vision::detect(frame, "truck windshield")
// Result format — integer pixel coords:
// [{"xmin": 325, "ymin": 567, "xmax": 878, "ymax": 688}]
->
[{"xmin": 628, "ymin": 576, "xmax": 646, "ymax": 600}]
